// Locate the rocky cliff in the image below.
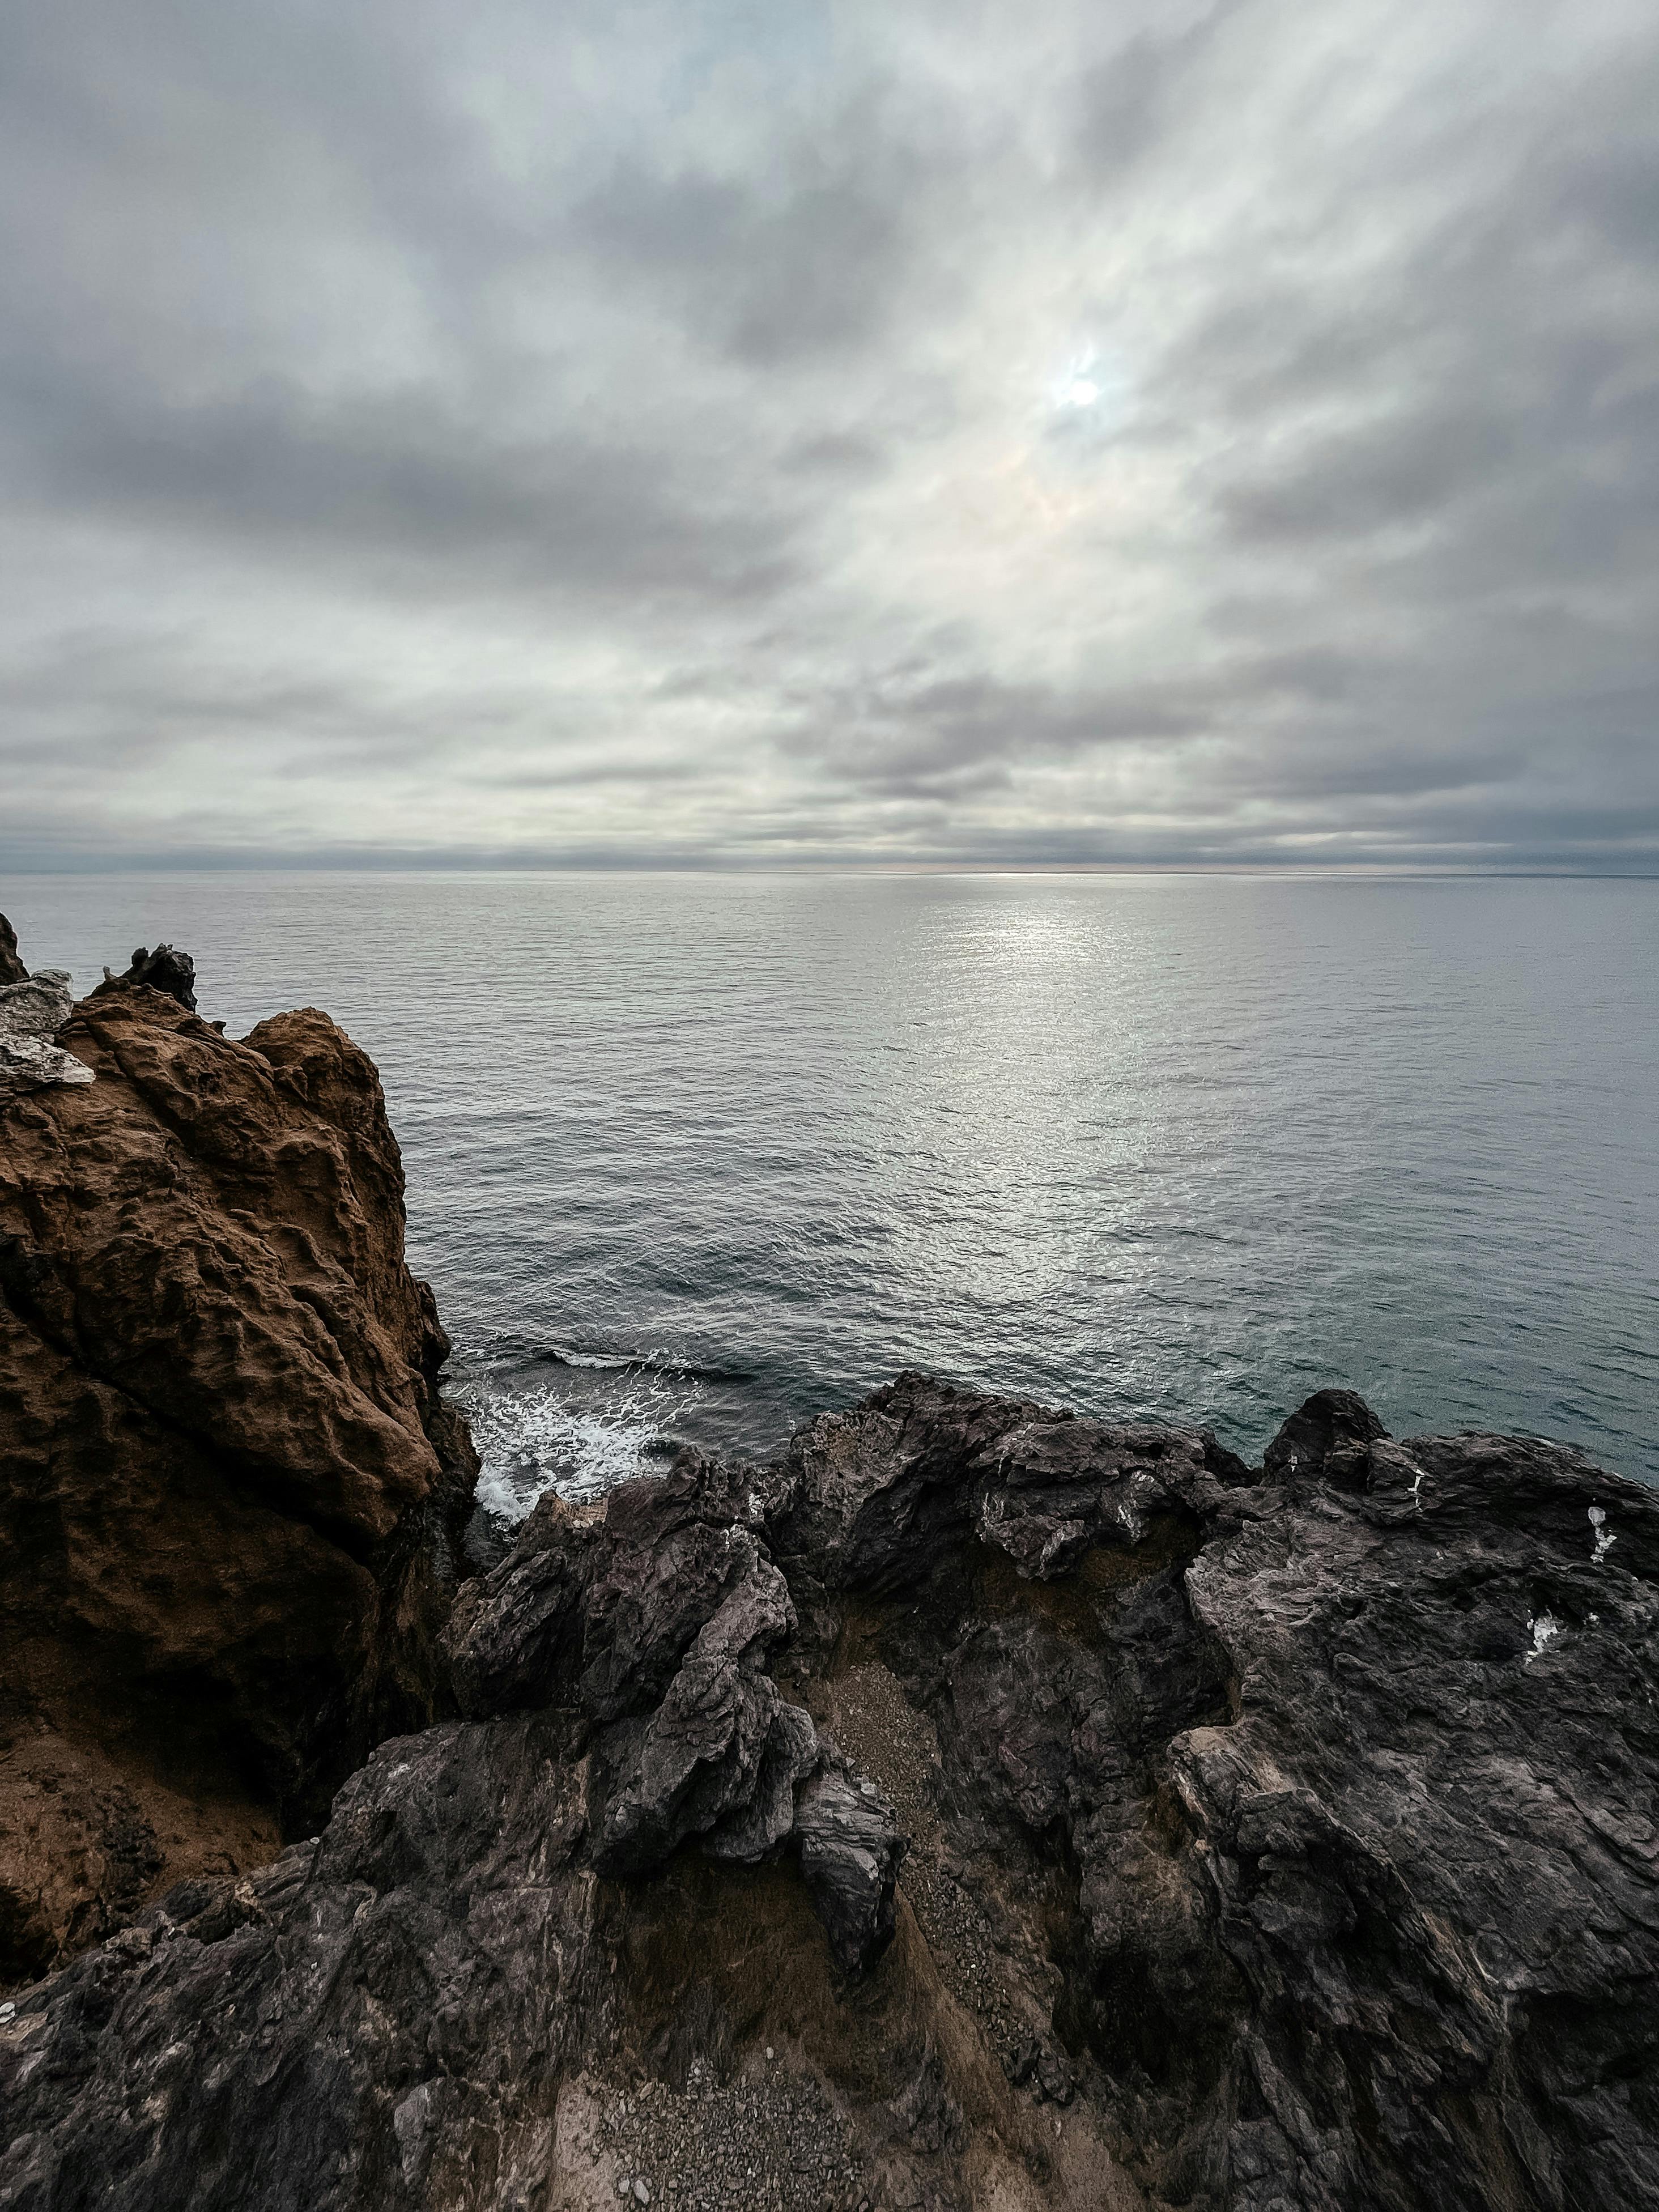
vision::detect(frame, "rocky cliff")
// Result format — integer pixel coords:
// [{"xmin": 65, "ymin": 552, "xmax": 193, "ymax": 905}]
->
[
  {"xmin": 0, "ymin": 924, "xmax": 477, "ymax": 1984},
  {"xmin": 4, "ymin": 1364, "xmax": 1656, "ymax": 2212}
]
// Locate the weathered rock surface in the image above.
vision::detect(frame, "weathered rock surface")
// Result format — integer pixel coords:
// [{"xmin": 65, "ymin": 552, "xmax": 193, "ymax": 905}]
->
[
  {"xmin": 0, "ymin": 916, "xmax": 28, "ymax": 989},
  {"xmin": 5, "ymin": 1363, "xmax": 1657, "ymax": 2210},
  {"xmin": 444, "ymin": 1461, "xmax": 906, "ymax": 1975},
  {"xmin": 93, "ymin": 942, "xmax": 197, "ymax": 1011},
  {"xmin": 0, "ymin": 950, "xmax": 477, "ymax": 1984},
  {"xmin": 0, "ymin": 922, "xmax": 94, "ymax": 1096}
]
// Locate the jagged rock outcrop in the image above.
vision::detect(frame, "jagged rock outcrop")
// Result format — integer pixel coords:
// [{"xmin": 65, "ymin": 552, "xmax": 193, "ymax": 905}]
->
[
  {"xmin": 0, "ymin": 941, "xmax": 477, "ymax": 1984},
  {"xmin": 0, "ymin": 916, "xmax": 29, "ymax": 988},
  {"xmin": 5, "ymin": 1368, "xmax": 1657, "ymax": 2211},
  {"xmin": 444, "ymin": 1462, "xmax": 904, "ymax": 1973},
  {"xmin": 93, "ymin": 943, "xmax": 197, "ymax": 1011},
  {"xmin": 0, "ymin": 920, "xmax": 94, "ymax": 1097}
]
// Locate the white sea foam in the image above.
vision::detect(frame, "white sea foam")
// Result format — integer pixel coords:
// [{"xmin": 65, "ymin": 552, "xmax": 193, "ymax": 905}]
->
[
  {"xmin": 1590, "ymin": 1505, "xmax": 1617, "ymax": 1563},
  {"xmin": 461, "ymin": 1368, "xmax": 704, "ymax": 1524},
  {"xmin": 22, "ymin": 873, "xmax": 1659, "ymax": 1499}
]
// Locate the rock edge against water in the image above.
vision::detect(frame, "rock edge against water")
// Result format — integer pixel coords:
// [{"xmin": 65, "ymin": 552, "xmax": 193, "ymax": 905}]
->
[
  {"xmin": 0, "ymin": 924, "xmax": 477, "ymax": 1984},
  {"xmin": 5, "ymin": 1358, "xmax": 1658, "ymax": 2212},
  {"xmin": 0, "ymin": 914, "xmax": 94, "ymax": 1098}
]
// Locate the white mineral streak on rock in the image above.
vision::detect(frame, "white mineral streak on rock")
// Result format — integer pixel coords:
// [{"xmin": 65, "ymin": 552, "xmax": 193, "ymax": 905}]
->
[
  {"xmin": 1525, "ymin": 1611, "xmax": 1562, "ymax": 1665},
  {"xmin": 0, "ymin": 971, "xmax": 94, "ymax": 1094},
  {"xmin": 1590, "ymin": 1505, "xmax": 1617, "ymax": 1563}
]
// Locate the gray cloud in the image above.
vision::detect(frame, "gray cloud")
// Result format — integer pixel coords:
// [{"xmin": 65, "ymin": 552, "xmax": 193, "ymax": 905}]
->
[
  {"xmin": 1, "ymin": 0, "xmax": 1657, "ymax": 872},
  {"xmin": 571, "ymin": 101, "xmax": 939, "ymax": 368},
  {"xmin": 2, "ymin": 361, "xmax": 803, "ymax": 604},
  {"xmin": 775, "ymin": 667, "xmax": 1223, "ymax": 792}
]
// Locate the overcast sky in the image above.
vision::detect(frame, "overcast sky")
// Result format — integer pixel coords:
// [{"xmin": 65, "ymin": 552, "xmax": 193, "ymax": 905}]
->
[{"xmin": 3, "ymin": 0, "xmax": 1657, "ymax": 870}]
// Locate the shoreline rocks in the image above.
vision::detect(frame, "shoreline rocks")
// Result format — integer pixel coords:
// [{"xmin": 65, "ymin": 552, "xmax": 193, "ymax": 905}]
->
[
  {"xmin": 93, "ymin": 942, "xmax": 198, "ymax": 1012},
  {"xmin": 0, "ymin": 917, "xmax": 95, "ymax": 1097},
  {"xmin": 0, "ymin": 930, "xmax": 477, "ymax": 1984},
  {"xmin": 0, "ymin": 916, "xmax": 27, "ymax": 988},
  {"xmin": 5, "ymin": 1364, "xmax": 1657, "ymax": 2209},
  {"xmin": 2, "ymin": 934, "xmax": 1654, "ymax": 2207}
]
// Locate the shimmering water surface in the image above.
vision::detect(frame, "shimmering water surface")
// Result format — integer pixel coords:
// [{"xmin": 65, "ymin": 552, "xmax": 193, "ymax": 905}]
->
[{"xmin": 9, "ymin": 871, "xmax": 1657, "ymax": 1507}]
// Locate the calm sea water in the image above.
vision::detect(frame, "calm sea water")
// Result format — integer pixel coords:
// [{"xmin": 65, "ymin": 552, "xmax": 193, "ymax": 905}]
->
[{"xmin": 7, "ymin": 871, "xmax": 1657, "ymax": 1513}]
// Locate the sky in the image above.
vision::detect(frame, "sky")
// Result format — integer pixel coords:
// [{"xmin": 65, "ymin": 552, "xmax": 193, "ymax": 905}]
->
[{"xmin": 3, "ymin": 0, "xmax": 1658, "ymax": 872}]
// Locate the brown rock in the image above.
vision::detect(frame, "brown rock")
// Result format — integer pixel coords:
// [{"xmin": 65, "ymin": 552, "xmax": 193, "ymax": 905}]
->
[{"xmin": 0, "ymin": 980, "xmax": 477, "ymax": 1984}]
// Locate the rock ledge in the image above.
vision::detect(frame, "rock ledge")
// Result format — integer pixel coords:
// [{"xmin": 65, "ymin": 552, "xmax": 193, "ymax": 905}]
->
[{"xmin": 5, "ymin": 1368, "xmax": 1657, "ymax": 2211}]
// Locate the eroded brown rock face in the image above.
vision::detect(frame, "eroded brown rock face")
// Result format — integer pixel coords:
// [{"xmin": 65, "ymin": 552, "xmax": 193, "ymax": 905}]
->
[{"xmin": 0, "ymin": 974, "xmax": 477, "ymax": 1984}]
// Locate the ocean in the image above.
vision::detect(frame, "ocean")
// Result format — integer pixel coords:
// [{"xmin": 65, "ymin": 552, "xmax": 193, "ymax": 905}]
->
[{"xmin": 8, "ymin": 870, "xmax": 1657, "ymax": 1519}]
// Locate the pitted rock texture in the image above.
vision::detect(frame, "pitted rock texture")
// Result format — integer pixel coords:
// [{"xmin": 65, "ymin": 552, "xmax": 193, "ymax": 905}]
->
[
  {"xmin": 0, "ymin": 971, "xmax": 477, "ymax": 1983},
  {"xmin": 5, "ymin": 1372, "xmax": 1659, "ymax": 2212}
]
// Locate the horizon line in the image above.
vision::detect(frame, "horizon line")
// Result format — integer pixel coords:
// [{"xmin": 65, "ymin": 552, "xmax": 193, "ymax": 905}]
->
[{"xmin": 3, "ymin": 855, "xmax": 1658, "ymax": 883}]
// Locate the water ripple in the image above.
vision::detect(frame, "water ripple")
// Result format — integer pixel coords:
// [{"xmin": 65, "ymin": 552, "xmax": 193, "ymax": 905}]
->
[{"xmin": 12, "ymin": 870, "xmax": 1657, "ymax": 1517}]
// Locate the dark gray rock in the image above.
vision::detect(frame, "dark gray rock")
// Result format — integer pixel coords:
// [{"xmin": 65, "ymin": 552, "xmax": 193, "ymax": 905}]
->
[
  {"xmin": 441, "ymin": 1491, "xmax": 594, "ymax": 1722},
  {"xmin": 1166, "ymin": 1418, "xmax": 1659, "ymax": 2211},
  {"xmin": 793, "ymin": 1759, "xmax": 907, "ymax": 1976},
  {"xmin": 578, "ymin": 1456, "xmax": 786, "ymax": 1723},
  {"xmin": 95, "ymin": 943, "xmax": 197, "ymax": 1011},
  {"xmin": 772, "ymin": 1369, "xmax": 1245, "ymax": 1594},
  {"xmin": 769, "ymin": 1375, "xmax": 1659, "ymax": 2207},
  {"xmin": 6, "ymin": 1375, "xmax": 1659, "ymax": 2211},
  {"xmin": 439, "ymin": 1443, "xmax": 905, "ymax": 1952},
  {"xmin": 972, "ymin": 1413, "xmax": 1245, "ymax": 1579},
  {"xmin": 701, "ymin": 1697, "xmax": 820, "ymax": 1865},
  {"xmin": 0, "ymin": 1718, "xmax": 597, "ymax": 2212},
  {"xmin": 773, "ymin": 1373, "xmax": 1043, "ymax": 1593},
  {"xmin": 592, "ymin": 1549, "xmax": 797, "ymax": 1875},
  {"xmin": 1261, "ymin": 1381, "xmax": 1386, "ymax": 1487},
  {"xmin": 0, "ymin": 915, "xmax": 27, "ymax": 987}
]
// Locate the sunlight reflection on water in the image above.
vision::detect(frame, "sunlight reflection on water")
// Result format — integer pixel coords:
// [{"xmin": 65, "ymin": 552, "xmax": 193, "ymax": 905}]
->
[{"xmin": 12, "ymin": 870, "xmax": 1658, "ymax": 1509}]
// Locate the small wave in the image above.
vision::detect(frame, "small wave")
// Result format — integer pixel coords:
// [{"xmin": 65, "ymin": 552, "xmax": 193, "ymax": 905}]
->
[
  {"xmin": 530, "ymin": 1344, "xmax": 756, "ymax": 1385},
  {"xmin": 448, "ymin": 1330, "xmax": 753, "ymax": 1388},
  {"xmin": 458, "ymin": 1366, "xmax": 705, "ymax": 1525}
]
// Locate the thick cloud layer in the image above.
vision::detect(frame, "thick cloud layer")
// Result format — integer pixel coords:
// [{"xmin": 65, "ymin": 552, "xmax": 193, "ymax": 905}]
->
[{"xmin": 3, "ymin": 0, "xmax": 1657, "ymax": 869}]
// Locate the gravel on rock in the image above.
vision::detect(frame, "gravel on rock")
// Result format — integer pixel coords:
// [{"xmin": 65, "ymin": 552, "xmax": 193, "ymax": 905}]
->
[{"xmin": 595, "ymin": 2059, "xmax": 867, "ymax": 2212}]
